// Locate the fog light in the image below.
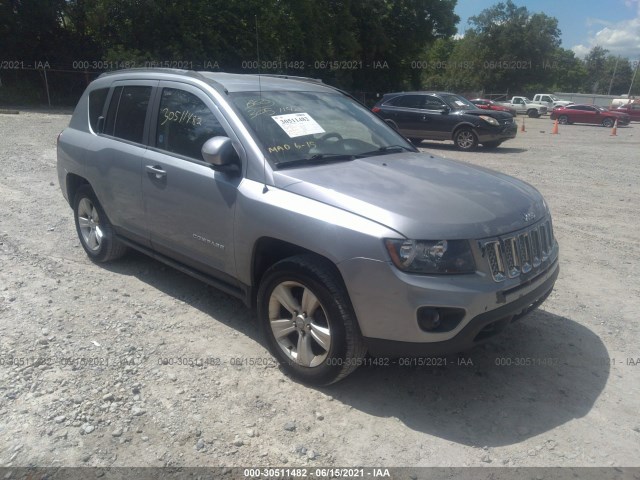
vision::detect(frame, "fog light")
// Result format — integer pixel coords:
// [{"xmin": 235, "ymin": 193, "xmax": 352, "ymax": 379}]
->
[{"xmin": 417, "ymin": 307, "xmax": 441, "ymax": 331}]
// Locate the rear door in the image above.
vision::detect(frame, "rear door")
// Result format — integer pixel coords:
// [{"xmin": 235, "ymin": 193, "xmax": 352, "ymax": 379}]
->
[
  {"xmin": 142, "ymin": 82, "xmax": 242, "ymax": 280},
  {"xmin": 87, "ymin": 80, "xmax": 156, "ymax": 246},
  {"xmin": 383, "ymin": 94, "xmax": 427, "ymax": 137}
]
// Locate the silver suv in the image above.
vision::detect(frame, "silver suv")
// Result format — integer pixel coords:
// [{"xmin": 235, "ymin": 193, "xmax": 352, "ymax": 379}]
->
[{"xmin": 57, "ymin": 69, "xmax": 559, "ymax": 385}]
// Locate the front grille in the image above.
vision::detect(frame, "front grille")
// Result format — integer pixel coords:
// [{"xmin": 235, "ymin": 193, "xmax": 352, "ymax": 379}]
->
[{"xmin": 481, "ymin": 219, "xmax": 556, "ymax": 282}]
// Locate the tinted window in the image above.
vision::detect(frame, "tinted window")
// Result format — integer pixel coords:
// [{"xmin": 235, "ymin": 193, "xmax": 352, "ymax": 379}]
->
[
  {"xmin": 567, "ymin": 105, "xmax": 585, "ymax": 110},
  {"xmin": 104, "ymin": 86, "xmax": 151, "ymax": 143},
  {"xmin": 88, "ymin": 88, "xmax": 109, "ymax": 133},
  {"xmin": 156, "ymin": 88, "xmax": 227, "ymax": 160},
  {"xmin": 423, "ymin": 96, "xmax": 447, "ymax": 110},
  {"xmin": 632, "ymin": 105, "xmax": 640, "ymax": 110},
  {"xmin": 389, "ymin": 95, "xmax": 424, "ymax": 109}
]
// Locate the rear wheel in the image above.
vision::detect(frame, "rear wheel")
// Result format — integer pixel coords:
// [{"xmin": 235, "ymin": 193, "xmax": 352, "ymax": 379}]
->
[
  {"xmin": 73, "ymin": 185, "xmax": 128, "ymax": 262},
  {"xmin": 409, "ymin": 138, "xmax": 423, "ymax": 145},
  {"xmin": 257, "ymin": 255, "xmax": 366, "ymax": 386},
  {"xmin": 602, "ymin": 117, "xmax": 614, "ymax": 128},
  {"xmin": 453, "ymin": 128, "xmax": 478, "ymax": 151}
]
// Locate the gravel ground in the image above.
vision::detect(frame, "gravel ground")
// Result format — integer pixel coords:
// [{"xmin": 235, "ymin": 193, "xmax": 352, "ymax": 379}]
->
[{"xmin": 0, "ymin": 111, "xmax": 639, "ymax": 470}]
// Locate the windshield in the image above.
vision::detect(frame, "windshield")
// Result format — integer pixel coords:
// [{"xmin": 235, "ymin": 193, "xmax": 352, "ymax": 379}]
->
[
  {"xmin": 229, "ymin": 91, "xmax": 414, "ymax": 167},
  {"xmin": 440, "ymin": 93, "xmax": 477, "ymax": 110}
]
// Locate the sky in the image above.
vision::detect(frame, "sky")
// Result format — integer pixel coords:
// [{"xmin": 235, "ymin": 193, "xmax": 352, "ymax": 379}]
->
[{"xmin": 454, "ymin": 0, "xmax": 640, "ymax": 59}]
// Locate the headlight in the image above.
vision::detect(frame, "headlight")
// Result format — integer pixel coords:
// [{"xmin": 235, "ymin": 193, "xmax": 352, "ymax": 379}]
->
[
  {"xmin": 479, "ymin": 115, "xmax": 500, "ymax": 126},
  {"xmin": 384, "ymin": 239, "xmax": 476, "ymax": 274}
]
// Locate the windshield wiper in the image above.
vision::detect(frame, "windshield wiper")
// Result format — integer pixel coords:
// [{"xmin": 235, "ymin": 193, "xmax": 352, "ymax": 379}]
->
[
  {"xmin": 276, "ymin": 153, "xmax": 356, "ymax": 170},
  {"xmin": 356, "ymin": 145, "xmax": 414, "ymax": 157}
]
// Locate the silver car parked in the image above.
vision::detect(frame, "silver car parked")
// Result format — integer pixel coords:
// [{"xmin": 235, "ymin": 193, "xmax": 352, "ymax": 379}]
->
[{"xmin": 57, "ymin": 69, "xmax": 559, "ymax": 385}]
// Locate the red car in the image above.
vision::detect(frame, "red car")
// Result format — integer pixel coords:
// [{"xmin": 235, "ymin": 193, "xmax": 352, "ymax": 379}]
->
[
  {"xmin": 550, "ymin": 104, "xmax": 630, "ymax": 127},
  {"xmin": 611, "ymin": 103, "xmax": 640, "ymax": 121},
  {"xmin": 469, "ymin": 98, "xmax": 517, "ymax": 117}
]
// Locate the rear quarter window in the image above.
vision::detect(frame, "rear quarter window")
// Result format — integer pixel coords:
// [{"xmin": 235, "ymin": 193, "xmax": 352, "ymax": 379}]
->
[{"xmin": 88, "ymin": 88, "xmax": 109, "ymax": 133}]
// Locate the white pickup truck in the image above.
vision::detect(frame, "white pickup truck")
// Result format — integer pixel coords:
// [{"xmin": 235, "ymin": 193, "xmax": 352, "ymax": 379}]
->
[
  {"xmin": 532, "ymin": 94, "xmax": 574, "ymax": 109},
  {"xmin": 496, "ymin": 96, "xmax": 548, "ymax": 118}
]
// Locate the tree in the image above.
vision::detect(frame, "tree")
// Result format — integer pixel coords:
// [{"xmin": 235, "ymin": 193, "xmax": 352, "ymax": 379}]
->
[{"xmin": 436, "ymin": 0, "xmax": 563, "ymax": 94}]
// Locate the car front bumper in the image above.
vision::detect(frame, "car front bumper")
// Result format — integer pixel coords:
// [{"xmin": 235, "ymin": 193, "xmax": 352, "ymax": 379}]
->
[
  {"xmin": 475, "ymin": 122, "xmax": 518, "ymax": 143},
  {"xmin": 338, "ymin": 248, "xmax": 559, "ymax": 356}
]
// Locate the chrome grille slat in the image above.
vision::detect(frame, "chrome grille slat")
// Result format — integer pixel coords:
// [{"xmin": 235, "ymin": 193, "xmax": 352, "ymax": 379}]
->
[{"xmin": 482, "ymin": 219, "xmax": 556, "ymax": 282}]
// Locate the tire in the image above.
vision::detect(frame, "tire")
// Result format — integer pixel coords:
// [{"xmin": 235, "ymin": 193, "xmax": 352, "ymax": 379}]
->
[
  {"xmin": 409, "ymin": 138, "xmax": 423, "ymax": 145},
  {"xmin": 602, "ymin": 117, "xmax": 614, "ymax": 128},
  {"xmin": 483, "ymin": 141, "xmax": 502, "ymax": 149},
  {"xmin": 73, "ymin": 184, "xmax": 128, "ymax": 263},
  {"xmin": 257, "ymin": 255, "xmax": 366, "ymax": 386},
  {"xmin": 558, "ymin": 115, "xmax": 569, "ymax": 125},
  {"xmin": 527, "ymin": 109, "xmax": 539, "ymax": 118},
  {"xmin": 453, "ymin": 128, "xmax": 478, "ymax": 151}
]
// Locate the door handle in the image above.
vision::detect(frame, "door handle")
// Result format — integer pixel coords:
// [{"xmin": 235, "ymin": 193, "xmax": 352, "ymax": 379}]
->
[{"xmin": 146, "ymin": 165, "xmax": 167, "ymax": 179}]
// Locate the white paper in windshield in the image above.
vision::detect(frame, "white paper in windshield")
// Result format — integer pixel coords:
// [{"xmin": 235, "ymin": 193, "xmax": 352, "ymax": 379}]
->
[
  {"xmin": 454, "ymin": 100, "xmax": 466, "ymax": 106},
  {"xmin": 271, "ymin": 113, "xmax": 325, "ymax": 138}
]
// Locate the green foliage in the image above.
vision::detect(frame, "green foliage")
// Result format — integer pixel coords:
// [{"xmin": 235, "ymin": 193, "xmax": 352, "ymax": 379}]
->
[{"xmin": 1, "ymin": 0, "xmax": 638, "ymax": 105}]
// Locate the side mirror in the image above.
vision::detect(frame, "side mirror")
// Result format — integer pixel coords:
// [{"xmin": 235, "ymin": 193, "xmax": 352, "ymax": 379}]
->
[{"xmin": 201, "ymin": 136, "xmax": 240, "ymax": 172}]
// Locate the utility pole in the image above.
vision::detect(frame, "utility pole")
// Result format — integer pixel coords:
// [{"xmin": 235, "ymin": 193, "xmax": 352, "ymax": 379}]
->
[
  {"xmin": 607, "ymin": 56, "xmax": 619, "ymax": 95},
  {"xmin": 628, "ymin": 59, "xmax": 639, "ymax": 97}
]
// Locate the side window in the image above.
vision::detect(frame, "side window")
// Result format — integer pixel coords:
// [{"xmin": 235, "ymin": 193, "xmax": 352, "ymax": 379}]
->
[
  {"xmin": 514, "ymin": 98, "xmax": 524, "ymax": 105},
  {"xmin": 88, "ymin": 88, "xmax": 109, "ymax": 133},
  {"xmin": 390, "ymin": 95, "xmax": 424, "ymax": 109},
  {"xmin": 631, "ymin": 105, "xmax": 640, "ymax": 110},
  {"xmin": 423, "ymin": 96, "xmax": 446, "ymax": 110},
  {"xmin": 156, "ymin": 88, "xmax": 227, "ymax": 160},
  {"xmin": 541, "ymin": 96, "xmax": 551, "ymax": 102},
  {"xmin": 103, "ymin": 85, "xmax": 151, "ymax": 144}
]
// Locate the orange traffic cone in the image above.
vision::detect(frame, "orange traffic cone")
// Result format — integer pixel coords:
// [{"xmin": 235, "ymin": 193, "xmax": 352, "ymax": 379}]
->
[
  {"xmin": 610, "ymin": 119, "xmax": 618, "ymax": 136},
  {"xmin": 520, "ymin": 117, "xmax": 526, "ymax": 133},
  {"xmin": 551, "ymin": 119, "xmax": 559, "ymax": 134}
]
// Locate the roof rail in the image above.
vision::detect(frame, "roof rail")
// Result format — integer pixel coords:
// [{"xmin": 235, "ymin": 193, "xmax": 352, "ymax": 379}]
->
[
  {"xmin": 258, "ymin": 74, "xmax": 324, "ymax": 84},
  {"xmin": 97, "ymin": 68, "xmax": 208, "ymax": 81}
]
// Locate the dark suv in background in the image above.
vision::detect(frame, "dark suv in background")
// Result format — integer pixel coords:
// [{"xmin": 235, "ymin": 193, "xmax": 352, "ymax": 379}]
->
[{"xmin": 372, "ymin": 92, "xmax": 517, "ymax": 150}]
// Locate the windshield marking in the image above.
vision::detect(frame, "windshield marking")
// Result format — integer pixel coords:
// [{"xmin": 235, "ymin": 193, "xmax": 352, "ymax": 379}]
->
[{"xmin": 271, "ymin": 112, "xmax": 326, "ymax": 138}]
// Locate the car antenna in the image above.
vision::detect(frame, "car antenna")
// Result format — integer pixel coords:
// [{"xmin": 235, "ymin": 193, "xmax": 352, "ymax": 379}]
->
[{"xmin": 256, "ymin": 15, "xmax": 268, "ymax": 194}]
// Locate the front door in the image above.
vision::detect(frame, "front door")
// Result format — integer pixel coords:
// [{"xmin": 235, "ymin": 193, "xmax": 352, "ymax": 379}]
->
[{"xmin": 142, "ymin": 82, "xmax": 241, "ymax": 279}]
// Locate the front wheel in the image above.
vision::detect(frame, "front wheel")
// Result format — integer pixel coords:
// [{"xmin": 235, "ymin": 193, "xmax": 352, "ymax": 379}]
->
[
  {"xmin": 558, "ymin": 115, "xmax": 569, "ymax": 125},
  {"xmin": 602, "ymin": 118, "xmax": 614, "ymax": 128},
  {"xmin": 257, "ymin": 255, "xmax": 366, "ymax": 385},
  {"xmin": 73, "ymin": 185, "xmax": 128, "ymax": 262},
  {"xmin": 527, "ymin": 109, "xmax": 539, "ymax": 118},
  {"xmin": 453, "ymin": 128, "xmax": 478, "ymax": 151}
]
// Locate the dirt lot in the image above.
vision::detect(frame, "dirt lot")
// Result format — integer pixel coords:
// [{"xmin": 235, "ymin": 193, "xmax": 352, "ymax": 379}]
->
[{"xmin": 0, "ymin": 111, "xmax": 639, "ymax": 471}]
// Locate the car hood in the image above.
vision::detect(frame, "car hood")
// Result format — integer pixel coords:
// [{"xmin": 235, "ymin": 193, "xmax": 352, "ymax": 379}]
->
[
  {"xmin": 272, "ymin": 152, "xmax": 547, "ymax": 239},
  {"xmin": 454, "ymin": 109, "xmax": 513, "ymax": 120}
]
